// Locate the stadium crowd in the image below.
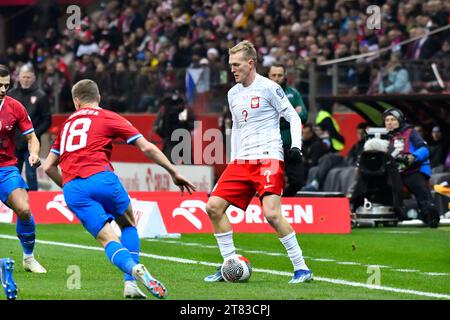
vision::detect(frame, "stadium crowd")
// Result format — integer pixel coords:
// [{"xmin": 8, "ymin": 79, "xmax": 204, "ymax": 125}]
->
[{"xmin": 0, "ymin": 0, "xmax": 449, "ymax": 114}]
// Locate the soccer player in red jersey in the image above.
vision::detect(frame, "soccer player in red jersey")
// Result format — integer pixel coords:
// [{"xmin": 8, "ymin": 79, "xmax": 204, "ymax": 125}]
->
[
  {"xmin": 203, "ymin": 41, "xmax": 313, "ymax": 284},
  {"xmin": 44, "ymin": 79, "xmax": 196, "ymax": 299},
  {"xmin": 0, "ymin": 65, "xmax": 46, "ymax": 284}
]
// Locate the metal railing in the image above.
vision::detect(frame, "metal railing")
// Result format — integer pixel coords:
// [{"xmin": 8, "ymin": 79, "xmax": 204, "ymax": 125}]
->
[{"xmin": 48, "ymin": 58, "xmax": 449, "ymax": 116}]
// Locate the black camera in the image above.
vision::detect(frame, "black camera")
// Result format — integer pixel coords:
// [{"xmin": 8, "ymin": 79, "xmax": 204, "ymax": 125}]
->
[
  {"xmin": 395, "ymin": 154, "xmax": 410, "ymax": 165},
  {"xmin": 162, "ymin": 92, "xmax": 184, "ymax": 113}
]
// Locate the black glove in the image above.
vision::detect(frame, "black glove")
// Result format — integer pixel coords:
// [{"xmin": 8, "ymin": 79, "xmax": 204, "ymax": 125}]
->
[{"xmin": 289, "ymin": 147, "xmax": 303, "ymax": 163}]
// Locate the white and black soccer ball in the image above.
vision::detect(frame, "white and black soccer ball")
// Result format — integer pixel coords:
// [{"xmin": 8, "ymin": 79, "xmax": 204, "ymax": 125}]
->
[{"xmin": 221, "ymin": 254, "xmax": 252, "ymax": 282}]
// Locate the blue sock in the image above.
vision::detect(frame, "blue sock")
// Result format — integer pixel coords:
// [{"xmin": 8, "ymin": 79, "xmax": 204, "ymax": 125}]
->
[
  {"xmin": 120, "ymin": 226, "xmax": 140, "ymax": 281},
  {"xmin": 105, "ymin": 241, "xmax": 136, "ymax": 275},
  {"xmin": 16, "ymin": 214, "xmax": 36, "ymax": 255}
]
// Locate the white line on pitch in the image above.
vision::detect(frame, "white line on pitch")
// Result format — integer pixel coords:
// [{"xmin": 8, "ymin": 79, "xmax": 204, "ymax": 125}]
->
[
  {"xmin": 1, "ymin": 234, "xmax": 449, "ymax": 300},
  {"xmin": 144, "ymin": 238, "xmax": 449, "ymax": 277}
]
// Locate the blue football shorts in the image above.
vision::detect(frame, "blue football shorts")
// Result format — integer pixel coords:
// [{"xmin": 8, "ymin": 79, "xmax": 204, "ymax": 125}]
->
[
  {"xmin": 0, "ymin": 166, "xmax": 29, "ymax": 205},
  {"xmin": 63, "ymin": 170, "xmax": 131, "ymax": 238}
]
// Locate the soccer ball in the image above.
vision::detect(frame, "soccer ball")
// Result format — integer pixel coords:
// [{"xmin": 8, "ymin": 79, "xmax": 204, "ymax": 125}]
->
[{"xmin": 221, "ymin": 254, "xmax": 252, "ymax": 282}]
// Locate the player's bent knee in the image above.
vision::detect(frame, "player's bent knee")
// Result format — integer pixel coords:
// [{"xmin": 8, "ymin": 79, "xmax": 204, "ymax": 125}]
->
[
  {"xmin": 96, "ymin": 223, "xmax": 120, "ymax": 247},
  {"xmin": 15, "ymin": 208, "xmax": 32, "ymax": 221},
  {"xmin": 264, "ymin": 211, "xmax": 282, "ymax": 226},
  {"xmin": 206, "ymin": 202, "xmax": 224, "ymax": 220}
]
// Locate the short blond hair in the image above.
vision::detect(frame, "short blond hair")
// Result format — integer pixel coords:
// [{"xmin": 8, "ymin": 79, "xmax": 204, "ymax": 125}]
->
[
  {"xmin": 229, "ymin": 40, "xmax": 257, "ymax": 63},
  {"xmin": 71, "ymin": 79, "xmax": 100, "ymax": 103}
]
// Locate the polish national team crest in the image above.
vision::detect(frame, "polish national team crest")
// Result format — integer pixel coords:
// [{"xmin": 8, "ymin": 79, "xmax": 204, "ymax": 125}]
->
[
  {"xmin": 250, "ymin": 97, "xmax": 260, "ymax": 108},
  {"xmin": 276, "ymin": 87, "xmax": 285, "ymax": 99},
  {"xmin": 30, "ymin": 96, "xmax": 37, "ymax": 104}
]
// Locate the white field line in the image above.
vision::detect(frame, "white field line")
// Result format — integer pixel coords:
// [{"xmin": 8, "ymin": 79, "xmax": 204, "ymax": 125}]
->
[
  {"xmin": 1, "ymin": 234, "xmax": 449, "ymax": 300},
  {"xmin": 143, "ymin": 238, "xmax": 450, "ymax": 277}
]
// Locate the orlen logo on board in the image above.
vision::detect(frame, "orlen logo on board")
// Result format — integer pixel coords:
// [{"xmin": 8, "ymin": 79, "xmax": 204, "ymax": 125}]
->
[{"xmin": 172, "ymin": 200, "xmax": 313, "ymax": 230}]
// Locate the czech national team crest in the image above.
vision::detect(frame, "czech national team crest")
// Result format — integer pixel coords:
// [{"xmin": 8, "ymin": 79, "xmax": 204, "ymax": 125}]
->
[{"xmin": 250, "ymin": 96, "xmax": 260, "ymax": 108}]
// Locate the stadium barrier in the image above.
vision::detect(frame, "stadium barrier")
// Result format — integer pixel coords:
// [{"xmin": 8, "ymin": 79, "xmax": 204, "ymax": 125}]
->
[
  {"xmin": 36, "ymin": 161, "xmax": 214, "ymax": 192},
  {"xmin": 0, "ymin": 192, "xmax": 351, "ymax": 235}
]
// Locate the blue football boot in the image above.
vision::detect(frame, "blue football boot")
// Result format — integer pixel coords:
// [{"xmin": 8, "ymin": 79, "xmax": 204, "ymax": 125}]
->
[
  {"xmin": 289, "ymin": 269, "xmax": 313, "ymax": 284},
  {"xmin": 204, "ymin": 265, "xmax": 224, "ymax": 282},
  {"xmin": 0, "ymin": 258, "xmax": 18, "ymax": 300}
]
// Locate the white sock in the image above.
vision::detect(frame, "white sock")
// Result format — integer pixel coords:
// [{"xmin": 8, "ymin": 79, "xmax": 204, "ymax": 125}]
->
[
  {"xmin": 214, "ymin": 231, "xmax": 236, "ymax": 259},
  {"xmin": 279, "ymin": 232, "xmax": 308, "ymax": 271},
  {"xmin": 23, "ymin": 253, "xmax": 34, "ymax": 259}
]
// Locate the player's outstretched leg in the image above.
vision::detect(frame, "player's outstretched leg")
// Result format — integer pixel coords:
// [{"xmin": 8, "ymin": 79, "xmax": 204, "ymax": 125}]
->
[
  {"xmin": 121, "ymin": 226, "xmax": 146, "ymax": 299},
  {"xmin": 0, "ymin": 258, "xmax": 18, "ymax": 300},
  {"xmin": 132, "ymin": 264, "xmax": 168, "ymax": 299},
  {"xmin": 124, "ymin": 280, "xmax": 147, "ymax": 299},
  {"xmin": 280, "ymin": 231, "xmax": 313, "ymax": 284},
  {"xmin": 8, "ymin": 188, "xmax": 46, "ymax": 274},
  {"xmin": 262, "ymin": 195, "xmax": 313, "ymax": 284},
  {"xmin": 104, "ymin": 240, "xmax": 156, "ymax": 298},
  {"xmin": 204, "ymin": 197, "xmax": 235, "ymax": 282},
  {"xmin": 204, "ymin": 231, "xmax": 239, "ymax": 282},
  {"xmin": 16, "ymin": 214, "xmax": 46, "ymax": 274}
]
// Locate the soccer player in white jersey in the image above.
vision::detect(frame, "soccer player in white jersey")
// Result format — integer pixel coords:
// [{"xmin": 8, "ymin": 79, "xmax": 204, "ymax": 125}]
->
[{"xmin": 204, "ymin": 41, "xmax": 313, "ymax": 284}]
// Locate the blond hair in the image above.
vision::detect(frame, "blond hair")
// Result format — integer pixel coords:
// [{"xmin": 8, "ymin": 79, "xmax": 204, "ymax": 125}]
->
[
  {"xmin": 71, "ymin": 79, "xmax": 100, "ymax": 103},
  {"xmin": 229, "ymin": 40, "xmax": 257, "ymax": 63}
]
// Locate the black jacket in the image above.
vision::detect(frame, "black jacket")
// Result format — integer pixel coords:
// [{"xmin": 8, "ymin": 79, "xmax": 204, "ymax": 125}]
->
[
  {"xmin": 302, "ymin": 135, "xmax": 329, "ymax": 169},
  {"xmin": 9, "ymin": 83, "xmax": 51, "ymax": 151}
]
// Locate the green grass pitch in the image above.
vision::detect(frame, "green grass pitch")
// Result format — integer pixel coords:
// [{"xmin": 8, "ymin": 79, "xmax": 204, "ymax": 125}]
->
[{"xmin": 0, "ymin": 223, "xmax": 449, "ymax": 300}]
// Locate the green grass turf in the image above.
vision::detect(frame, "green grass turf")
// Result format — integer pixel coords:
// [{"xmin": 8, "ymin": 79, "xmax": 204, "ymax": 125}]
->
[{"xmin": 0, "ymin": 223, "xmax": 449, "ymax": 300}]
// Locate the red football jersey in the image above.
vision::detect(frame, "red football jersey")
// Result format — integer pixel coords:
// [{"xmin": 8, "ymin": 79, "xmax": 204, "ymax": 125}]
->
[
  {"xmin": 0, "ymin": 96, "xmax": 34, "ymax": 167},
  {"xmin": 51, "ymin": 107, "xmax": 142, "ymax": 185}
]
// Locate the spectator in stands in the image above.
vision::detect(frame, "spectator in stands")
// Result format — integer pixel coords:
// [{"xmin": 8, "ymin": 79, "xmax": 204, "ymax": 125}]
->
[
  {"xmin": 154, "ymin": 91, "xmax": 195, "ymax": 164},
  {"xmin": 424, "ymin": 39, "xmax": 450, "ymax": 92},
  {"xmin": 207, "ymin": 48, "xmax": 225, "ymax": 91},
  {"xmin": 219, "ymin": 105, "xmax": 232, "ymax": 163},
  {"xmin": 76, "ymin": 28, "xmax": 100, "ymax": 58},
  {"xmin": 414, "ymin": 125, "xmax": 426, "ymax": 139},
  {"xmin": 379, "ymin": 54, "xmax": 412, "ymax": 94},
  {"xmin": 383, "ymin": 108, "xmax": 440, "ymax": 228},
  {"xmin": 300, "ymin": 123, "xmax": 329, "ymax": 186},
  {"xmin": 314, "ymin": 104, "xmax": 345, "ymax": 153},
  {"xmin": 92, "ymin": 61, "xmax": 111, "ymax": 103},
  {"xmin": 349, "ymin": 61, "xmax": 371, "ymax": 94},
  {"xmin": 108, "ymin": 61, "xmax": 132, "ymax": 112},
  {"xmin": 301, "ymin": 151, "xmax": 346, "ymax": 192},
  {"xmin": 367, "ymin": 64, "xmax": 382, "ymax": 94},
  {"xmin": 40, "ymin": 59, "xmax": 68, "ymax": 112},
  {"xmin": 407, "ymin": 26, "xmax": 441, "ymax": 61},
  {"xmin": 2, "ymin": 0, "xmax": 449, "ymax": 113},
  {"xmin": 429, "ymin": 126, "xmax": 449, "ymax": 173},
  {"xmin": 135, "ymin": 66, "xmax": 160, "ymax": 113},
  {"xmin": 268, "ymin": 63, "xmax": 307, "ymax": 196},
  {"xmin": 8, "ymin": 64, "xmax": 51, "ymax": 191},
  {"xmin": 346, "ymin": 122, "xmax": 369, "ymax": 166}
]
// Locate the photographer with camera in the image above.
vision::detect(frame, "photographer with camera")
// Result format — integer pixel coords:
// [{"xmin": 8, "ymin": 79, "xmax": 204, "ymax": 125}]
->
[
  {"xmin": 383, "ymin": 108, "xmax": 440, "ymax": 228},
  {"xmin": 154, "ymin": 91, "xmax": 195, "ymax": 164}
]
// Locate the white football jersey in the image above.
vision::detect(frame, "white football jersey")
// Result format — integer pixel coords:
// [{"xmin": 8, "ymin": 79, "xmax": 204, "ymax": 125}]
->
[{"xmin": 228, "ymin": 74, "xmax": 302, "ymax": 161}]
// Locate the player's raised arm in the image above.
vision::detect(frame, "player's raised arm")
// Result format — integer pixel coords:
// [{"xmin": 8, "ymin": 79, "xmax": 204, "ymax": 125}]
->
[
  {"xmin": 43, "ymin": 152, "xmax": 62, "ymax": 188},
  {"xmin": 133, "ymin": 136, "xmax": 196, "ymax": 195},
  {"xmin": 23, "ymin": 132, "xmax": 41, "ymax": 168}
]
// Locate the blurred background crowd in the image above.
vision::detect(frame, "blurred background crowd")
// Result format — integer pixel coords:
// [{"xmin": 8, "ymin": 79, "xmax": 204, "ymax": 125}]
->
[{"xmin": 0, "ymin": 0, "xmax": 449, "ymax": 115}]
